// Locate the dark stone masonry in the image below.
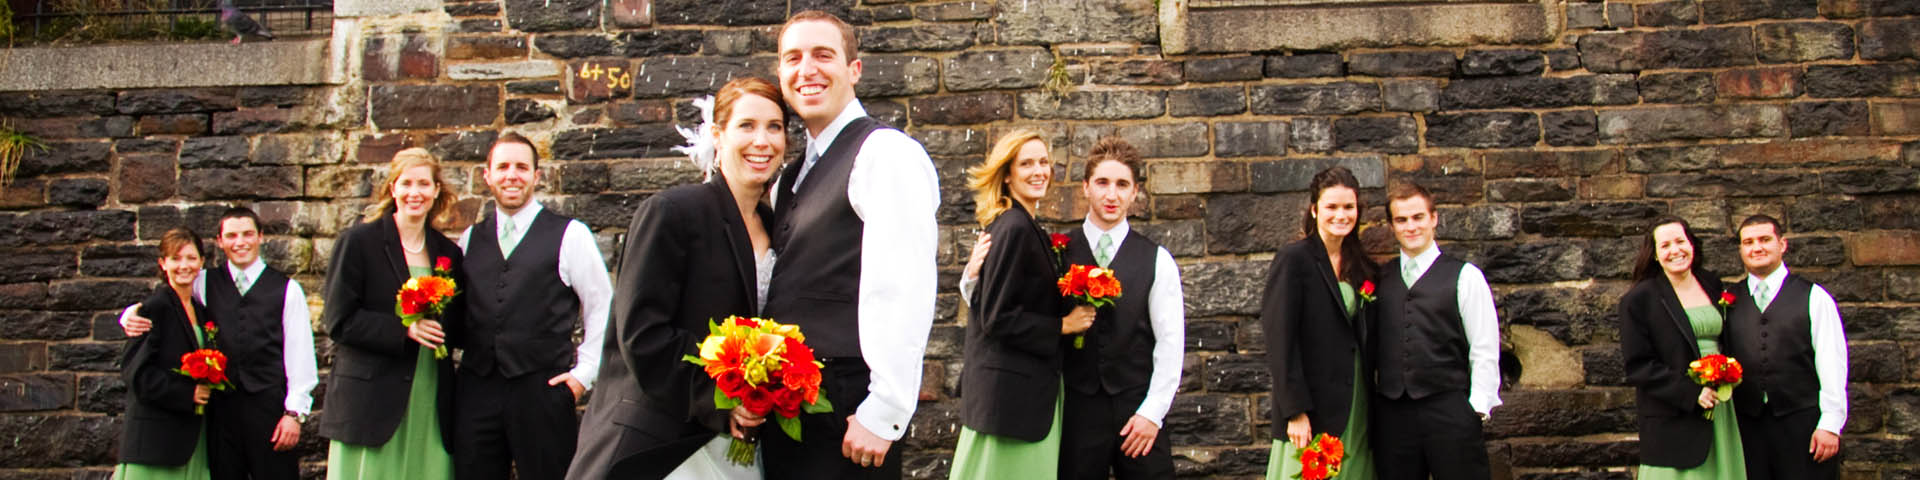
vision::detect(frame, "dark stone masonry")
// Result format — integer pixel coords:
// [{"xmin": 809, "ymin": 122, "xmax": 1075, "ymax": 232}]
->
[{"xmin": 2, "ymin": 0, "xmax": 1919, "ymax": 478}]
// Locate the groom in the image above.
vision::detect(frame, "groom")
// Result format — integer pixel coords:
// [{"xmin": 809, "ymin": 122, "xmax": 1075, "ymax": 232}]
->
[{"xmin": 760, "ymin": 10, "xmax": 940, "ymax": 479}]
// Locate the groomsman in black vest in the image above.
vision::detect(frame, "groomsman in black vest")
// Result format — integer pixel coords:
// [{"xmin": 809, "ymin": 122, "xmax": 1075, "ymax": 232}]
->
[
  {"xmin": 762, "ymin": 10, "xmax": 940, "ymax": 478},
  {"xmin": 959, "ymin": 137, "xmax": 1186, "ymax": 479},
  {"xmin": 451, "ymin": 132, "xmax": 614, "ymax": 480},
  {"xmin": 1371, "ymin": 181, "xmax": 1501, "ymax": 480},
  {"xmin": 118, "ymin": 207, "xmax": 318, "ymax": 480},
  {"xmin": 1723, "ymin": 214, "xmax": 1848, "ymax": 480}
]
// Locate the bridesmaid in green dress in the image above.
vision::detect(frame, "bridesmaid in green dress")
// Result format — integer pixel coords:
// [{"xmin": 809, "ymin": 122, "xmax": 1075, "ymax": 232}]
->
[
  {"xmin": 949, "ymin": 131, "xmax": 1089, "ymax": 479},
  {"xmin": 1619, "ymin": 215, "xmax": 1746, "ymax": 479},
  {"xmin": 115, "ymin": 228, "xmax": 214, "ymax": 480},
  {"xmin": 1258, "ymin": 167, "xmax": 1377, "ymax": 480},
  {"xmin": 320, "ymin": 148, "xmax": 466, "ymax": 480}
]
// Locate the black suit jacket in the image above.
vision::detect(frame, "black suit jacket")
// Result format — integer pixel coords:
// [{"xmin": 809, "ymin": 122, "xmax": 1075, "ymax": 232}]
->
[
  {"xmin": 1260, "ymin": 235, "xmax": 1370, "ymax": 440},
  {"xmin": 959, "ymin": 203, "xmax": 1067, "ymax": 442},
  {"xmin": 1618, "ymin": 272, "xmax": 1724, "ymax": 468},
  {"xmin": 570, "ymin": 179, "xmax": 765, "ymax": 480},
  {"xmin": 118, "ymin": 285, "xmax": 210, "ymax": 465},
  {"xmin": 318, "ymin": 213, "xmax": 465, "ymax": 447}
]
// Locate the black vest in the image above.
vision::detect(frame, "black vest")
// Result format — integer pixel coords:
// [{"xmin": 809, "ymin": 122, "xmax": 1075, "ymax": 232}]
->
[
  {"xmin": 1725, "ymin": 274, "xmax": 1819, "ymax": 416},
  {"xmin": 765, "ymin": 116, "xmax": 885, "ymax": 359},
  {"xmin": 1374, "ymin": 253, "xmax": 1470, "ymax": 400},
  {"xmin": 462, "ymin": 208, "xmax": 581, "ymax": 378},
  {"xmin": 1060, "ymin": 227, "xmax": 1160, "ymax": 395},
  {"xmin": 203, "ymin": 264, "xmax": 290, "ymax": 394}
]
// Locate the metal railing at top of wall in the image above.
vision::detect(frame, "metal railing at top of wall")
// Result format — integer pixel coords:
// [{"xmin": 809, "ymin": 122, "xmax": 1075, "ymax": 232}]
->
[{"xmin": 10, "ymin": 0, "xmax": 333, "ymax": 44}]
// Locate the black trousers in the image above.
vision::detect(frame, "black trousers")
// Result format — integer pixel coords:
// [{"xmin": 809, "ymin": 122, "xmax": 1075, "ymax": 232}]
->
[
  {"xmin": 452, "ymin": 367, "xmax": 581, "ymax": 480},
  {"xmin": 1058, "ymin": 387, "xmax": 1174, "ymax": 480},
  {"xmin": 207, "ymin": 387, "xmax": 299, "ymax": 480},
  {"xmin": 762, "ymin": 360, "xmax": 902, "ymax": 480},
  {"xmin": 1371, "ymin": 391, "xmax": 1491, "ymax": 480},
  {"xmin": 1737, "ymin": 402, "xmax": 1841, "ymax": 480}
]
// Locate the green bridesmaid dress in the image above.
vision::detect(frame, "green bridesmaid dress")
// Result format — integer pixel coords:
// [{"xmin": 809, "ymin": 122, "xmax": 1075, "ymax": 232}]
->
[
  {"xmin": 113, "ymin": 321, "xmax": 211, "ymax": 480},
  {"xmin": 948, "ymin": 382, "xmax": 1066, "ymax": 479},
  {"xmin": 325, "ymin": 266, "xmax": 454, "ymax": 480},
  {"xmin": 1268, "ymin": 282, "xmax": 1375, "ymax": 480},
  {"xmin": 1637, "ymin": 305, "xmax": 1747, "ymax": 480}
]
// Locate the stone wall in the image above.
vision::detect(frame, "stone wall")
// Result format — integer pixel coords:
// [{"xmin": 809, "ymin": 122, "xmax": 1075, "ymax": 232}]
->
[{"xmin": 3, "ymin": 0, "xmax": 1919, "ymax": 478}]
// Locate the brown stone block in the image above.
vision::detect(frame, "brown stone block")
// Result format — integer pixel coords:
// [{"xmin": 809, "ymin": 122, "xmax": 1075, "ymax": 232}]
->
[
  {"xmin": 369, "ymin": 85, "xmax": 500, "ymax": 130},
  {"xmin": 1579, "ymin": 175, "xmax": 1645, "ymax": 200},
  {"xmin": 608, "ymin": 0, "xmax": 652, "ymax": 27},
  {"xmin": 566, "ymin": 59, "xmax": 636, "ymax": 104},
  {"xmin": 909, "ymin": 93, "xmax": 1014, "ymax": 125},
  {"xmin": 1481, "ymin": 150, "xmax": 1622, "ymax": 179},
  {"xmin": 0, "ymin": 177, "xmax": 44, "ymax": 209},
  {"xmin": 447, "ymin": 35, "xmax": 528, "ymax": 61},
  {"xmin": 179, "ymin": 166, "xmax": 303, "ymax": 200},
  {"xmin": 363, "ymin": 34, "xmax": 439, "ymax": 82},
  {"xmin": 0, "ymin": 343, "xmax": 49, "ymax": 374},
  {"xmin": 355, "ymin": 133, "xmax": 417, "ymax": 164},
  {"xmin": 212, "ymin": 108, "xmax": 294, "ymax": 135},
  {"xmin": 1872, "ymin": 101, "xmax": 1920, "ymax": 136},
  {"xmin": 1153, "ymin": 195, "xmax": 1205, "ymax": 220},
  {"xmin": 134, "ymin": 114, "xmax": 208, "ymax": 136},
  {"xmin": 1852, "ymin": 231, "xmax": 1920, "ymax": 265},
  {"xmin": 1714, "ymin": 67, "xmax": 1803, "ymax": 99},
  {"xmin": 1146, "ymin": 161, "xmax": 1246, "ymax": 195},
  {"xmin": 0, "ymin": 374, "xmax": 75, "ymax": 412},
  {"xmin": 1598, "ymin": 104, "xmax": 1785, "ymax": 144},
  {"xmin": 1718, "ymin": 139, "xmax": 1905, "ymax": 168},
  {"xmin": 117, "ymin": 152, "xmax": 177, "ymax": 203}
]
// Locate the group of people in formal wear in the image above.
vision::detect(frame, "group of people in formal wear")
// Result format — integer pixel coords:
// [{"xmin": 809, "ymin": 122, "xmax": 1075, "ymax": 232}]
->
[{"xmin": 100, "ymin": 9, "xmax": 1849, "ymax": 480}]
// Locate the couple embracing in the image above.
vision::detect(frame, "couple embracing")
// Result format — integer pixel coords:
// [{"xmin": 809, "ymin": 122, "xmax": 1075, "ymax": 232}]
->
[{"xmin": 566, "ymin": 10, "xmax": 938, "ymax": 480}]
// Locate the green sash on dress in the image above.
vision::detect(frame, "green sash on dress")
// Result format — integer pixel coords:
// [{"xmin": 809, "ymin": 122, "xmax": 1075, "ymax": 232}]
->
[
  {"xmin": 1637, "ymin": 305, "xmax": 1747, "ymax": 480},
  {"xmin": 326, "ymin": 266, "xmax": 453, "ymax": 480},
  {"xmin": 949, "ymin": 382, "xmax": 1066, "ymax": 480},
  {"xmin": 1268, "ymin": 282, "xmax": 1375, "ymax": 480}
]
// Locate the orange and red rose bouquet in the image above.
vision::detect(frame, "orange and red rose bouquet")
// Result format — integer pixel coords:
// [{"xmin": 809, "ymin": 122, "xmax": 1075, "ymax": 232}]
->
[
  {"xmin": 683, "ymin": 316, "xmax": 833, "ymax": 466},
  {"xmin": 1687, "ymin": 353, "xmax": 1744, "ymax": 419},
  {"xmin": 173, "ymin": 321, "xmax": 232, "ymax": 415},
  {"xmin": 1293, "ymin": 433, "xmax": 1345, "ymax": 480},
  {"xmin": 395, "ymin": 256, "xmax": 457, "ymax": 359},
  {"xmin": 1059, "ymin": 264, "xmax": 1122, "ymax": 349}
]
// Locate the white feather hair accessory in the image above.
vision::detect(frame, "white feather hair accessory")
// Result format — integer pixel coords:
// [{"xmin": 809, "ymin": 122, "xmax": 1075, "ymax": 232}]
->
[{"xmin": 671, "ymin": 95, "xmax": 719, "ymax": 182}]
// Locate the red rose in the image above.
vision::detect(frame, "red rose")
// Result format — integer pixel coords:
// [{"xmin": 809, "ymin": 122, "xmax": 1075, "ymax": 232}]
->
[
  {"xmin": 435, "ymin": 256, "xmax": 452, "ymax": 272},
  {"xmin": 1360, "ymin": 281, "xmax": 1375, "ymax": 296},
  {"xmin": 741, "ymin": 388, "xmax": 775, "ymax": 416},
  {"xmin": 715, "ymin": 370, "xmax": 749, "ymax": 397},
  {"xmin": 772, "ymin": 387, "xmax": 804, "ymax": 418},
  {"xmin": 1050, "ymin": 233, "xmax": 1070, "ymax": 251},
  {"xmin": 732, "ymin": 316, "xmax": 758, "ymax": 327}
]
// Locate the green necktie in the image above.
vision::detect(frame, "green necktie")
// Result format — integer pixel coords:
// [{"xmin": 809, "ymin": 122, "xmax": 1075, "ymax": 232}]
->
[
  {"xmin": 235, "ymin": 270, "xmax": 251, "ymax": 295},
  {"xmin": 1755, "ymin": 282, "xmax": 1772, "ymax": 311},
  {"xmin": 1095, "ymin": 233, "xmax": 1113, "ymax": 268},
  {"xmin": 1402, "ymin": 258, "xmax": 1419, "ymax": 285},
  {"xmin": 500, "ymin": 215, "xmax": 520, "ymax": 257}
]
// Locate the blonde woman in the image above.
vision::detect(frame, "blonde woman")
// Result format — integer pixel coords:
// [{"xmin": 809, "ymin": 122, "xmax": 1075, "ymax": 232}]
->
[
  {"xmin": 321, "ymin": 147, "xmax": 466, "ymax": 479},
  {"xmin": 949, "ymin": 130, "xmax": 1096, "ymax": 480}
]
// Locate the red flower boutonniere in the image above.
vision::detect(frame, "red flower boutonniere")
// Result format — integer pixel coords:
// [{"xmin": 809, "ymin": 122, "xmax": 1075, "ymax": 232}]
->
[
  {"xmin": 1050, "ymin": 233, "xmax": 1070, "ymax": 253},
  {"xmin": 1716, "ymin": 290, "xmax": 1736, "ymax": 316},
  {"xmin": 1357, "ymin": 280, "xmax": 1377, "ymax": 304},
  {"xmin": 435, "ymin": 256, "xmax": 452, "ymax": 272}
]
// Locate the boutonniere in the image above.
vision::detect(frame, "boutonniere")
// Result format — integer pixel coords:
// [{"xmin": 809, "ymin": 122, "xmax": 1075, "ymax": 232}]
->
[
  {"xmin": 1049, "ymin": 233, "xmax": 1070, "ymax": 254},
  {"xmin": 1716, "ymin": 290, "xmax": 1735, "ymax": 316},
  {"xmin": 1357, "ymin": 280, "xmax": 1377, "ymax": 304}
]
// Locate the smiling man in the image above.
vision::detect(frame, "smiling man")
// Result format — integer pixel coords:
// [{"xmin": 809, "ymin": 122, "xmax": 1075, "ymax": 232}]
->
[
  {"xmin": 760, "ymin": 10, "xmax": 940, "ymax": 479},
  {"xmin": 450, "ymin": 132, "xmax": 613, "ymax": 480},
  {"xmin": 1721, "ymin": 214, "xmax": 1848, "ymax": 480},
  {"xmin": 1371, "ymin": 181, "xmax": 1501, "ymax": 480},
  {"xmin": 119, "ymin": 207, "xmax": 318, "ymax": 480}
]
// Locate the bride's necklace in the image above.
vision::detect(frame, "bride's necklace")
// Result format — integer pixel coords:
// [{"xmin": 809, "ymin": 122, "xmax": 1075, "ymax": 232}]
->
[{"xmin": 401, "ymin": 236, "xmax": 425, "ymax": 254}]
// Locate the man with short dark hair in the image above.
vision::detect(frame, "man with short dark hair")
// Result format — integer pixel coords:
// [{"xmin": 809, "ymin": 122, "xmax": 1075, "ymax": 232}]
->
[
  {"xmin": 1723, "ymin": 214, "xmax": 1848, "ymax": 480},
  {"xmin": 1371, "ymin": 181, "xmax": 1501, "ymax": 480},
  {"xmin": 450, "ymin": 131, "xmax": 613, "ymax": 480},
  {"xmin": 761, "ymin": 10, "xmax": 940, "ymax": 479},
  {"xmin": 120, "ymin": 206, "xmax": 318, "ymax": 480}
]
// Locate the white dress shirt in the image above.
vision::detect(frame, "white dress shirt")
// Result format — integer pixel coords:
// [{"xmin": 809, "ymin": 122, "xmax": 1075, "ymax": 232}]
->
[
  {"xmin": 119, "ymin": 261, "xmax": 319, "ymax": 415},
  {"xmin": 1400, "ymin": 246, "xmax": 1503, "ymax": 417},
  {"xmin": 958, "ymin": 218, "xmax": 1188, "ymax": 427},
  {"xmin": 458, "ymin": 200, "xmax": 615, "ymax": 391},
  {"xmin": 1749, "ymin": 265, "xmax": 1850, "ymax": 435},
  {"xmin": 775, "ymin": 101, "xmax": 940, "ymax": 441}
]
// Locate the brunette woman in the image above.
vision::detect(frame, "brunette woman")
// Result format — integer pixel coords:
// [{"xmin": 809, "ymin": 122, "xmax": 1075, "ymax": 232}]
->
[
  {"xmin": 115, "ymin": 228, "xmax": 215, "ymax": 480},
  {"xmin": 1620, "ymin": 215, "xmax": 1746, "ymax": 479}
]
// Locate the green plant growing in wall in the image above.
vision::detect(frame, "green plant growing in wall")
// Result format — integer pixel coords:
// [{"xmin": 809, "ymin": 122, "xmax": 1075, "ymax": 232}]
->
[
  {"xmin": 0, "ymin": 122, "xmax": 48, "ymax": 192},
  {"xmin": 1044, "ymin": 54, "xmax": 1073, "ymax": 99}
]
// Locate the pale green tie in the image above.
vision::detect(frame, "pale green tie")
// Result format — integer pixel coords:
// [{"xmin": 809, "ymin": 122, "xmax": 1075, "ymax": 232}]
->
[
  {"xmin": 235, "ymin": 270, "xmax": 252, "ymax": 295},
  {"xmin": 1095, "ymin": 233, "xmax": 1114, "ymax": 268},
  {"xmin": 1755, "ymin": 282, "xmax": 1772, "ymax": 311},
  {"xmin": 1402, "ymin": 258, "xmax": 1419, "ymax": 286},
  {"xmin": 500, "ymin": 215, "xmax": 520, "ymax": 257}
]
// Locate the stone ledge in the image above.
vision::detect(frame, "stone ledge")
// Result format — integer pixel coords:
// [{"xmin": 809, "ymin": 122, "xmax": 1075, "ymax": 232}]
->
[
  {"xmin": 1161, "ymin": 0, "xmax": 1560, "ymax": 53},
  {"xmin": 0, "ymin": 39, "xmax": 334, "ymax": 92}
]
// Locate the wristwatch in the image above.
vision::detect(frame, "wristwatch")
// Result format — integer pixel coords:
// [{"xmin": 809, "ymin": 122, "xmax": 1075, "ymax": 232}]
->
[{"xmin": 285, "ymin": 411, "xmax": 309, "ymax": 424}]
